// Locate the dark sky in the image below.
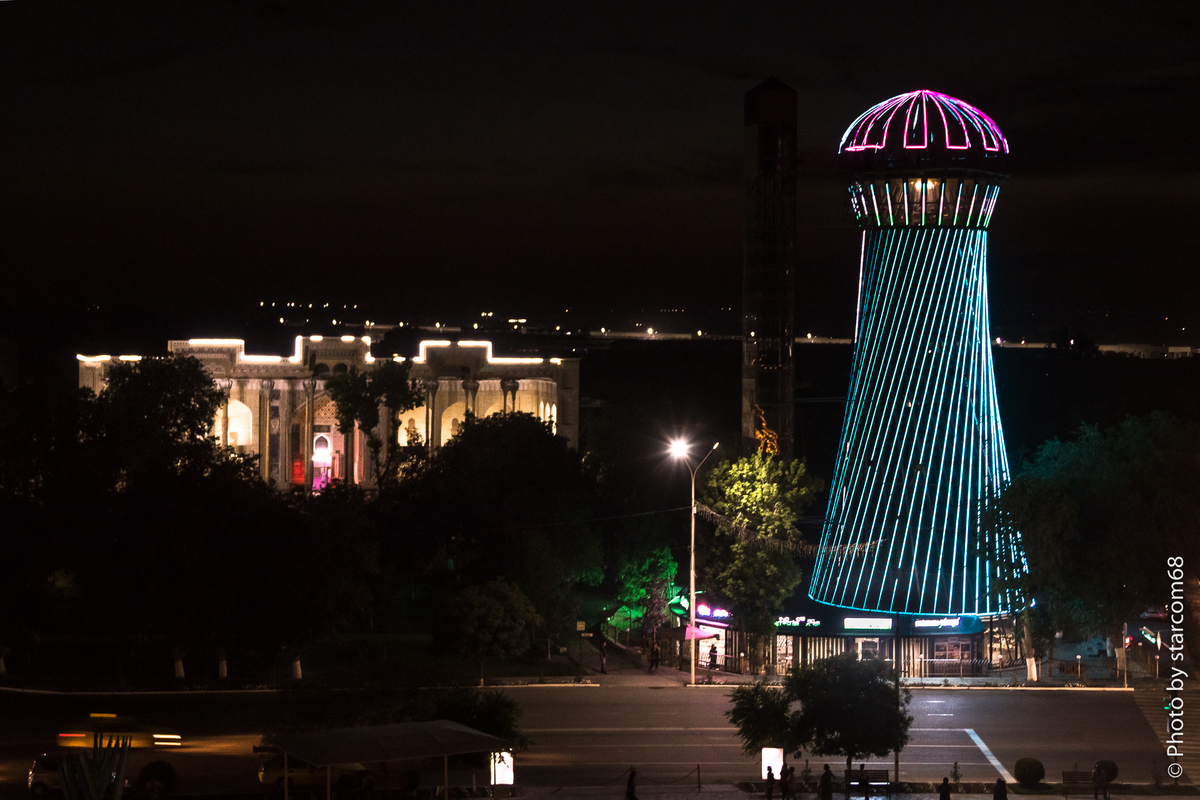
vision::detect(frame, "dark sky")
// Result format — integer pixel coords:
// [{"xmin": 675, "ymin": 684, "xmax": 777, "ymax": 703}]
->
[{"xmin": 2, "ymin": 2, "xmax": 1197, "ymax": 342}]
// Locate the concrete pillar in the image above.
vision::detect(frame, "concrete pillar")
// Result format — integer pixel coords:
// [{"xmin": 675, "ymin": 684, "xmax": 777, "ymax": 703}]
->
[
  {"xmin": 259, "ymin": 380, "xmax": 274, "ymax": 482},
  {"xmin": 423, "ymin": 379, "xmax": 440, "ymax": 449},
  {"xmin": 219, "ymin": 379, "xmax": 232, "ymax": 447},
  {"xmin": 463, "ymin": 378, "xmax": 480, "ymax": 417},
  {"xmin": 500, "ymin": 378, "xmax": 520, "ymax": 413},
  {"xmin": 304, "ymin": 379, "xmax": 316, "ymax": 492}
]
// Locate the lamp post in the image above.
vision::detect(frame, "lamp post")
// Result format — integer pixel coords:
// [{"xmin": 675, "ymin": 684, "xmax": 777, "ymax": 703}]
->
[{"xmin": 670, "ymin": 439, "xmax": 718, "ymax": 686}]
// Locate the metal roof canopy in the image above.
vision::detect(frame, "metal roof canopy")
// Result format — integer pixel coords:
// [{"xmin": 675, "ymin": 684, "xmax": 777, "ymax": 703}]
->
[{"xmin": 267, "ymin": 720, "xmax": 512, "ymax": 767}]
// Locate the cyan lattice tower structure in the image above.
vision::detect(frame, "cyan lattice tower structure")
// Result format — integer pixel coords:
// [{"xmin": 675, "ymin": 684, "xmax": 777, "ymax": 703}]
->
[{"xmin": 809, "ymin": 90, "xmax": 1025, "ymax": 616}]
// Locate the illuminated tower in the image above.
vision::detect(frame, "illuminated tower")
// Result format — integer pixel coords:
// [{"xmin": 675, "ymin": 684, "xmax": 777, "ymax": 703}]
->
[
  {"xmin": 742, "ymin": 78, "xmax": 796, "ymax": 459},
  {"xmin": 809, "ymin": 90, "xmax": 1024, "ymax": 616}
]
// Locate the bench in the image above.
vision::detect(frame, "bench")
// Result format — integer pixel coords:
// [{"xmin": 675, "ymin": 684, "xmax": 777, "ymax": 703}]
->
[
  {"xmin": 843, "ymin": 769, "xmax": 891, "ymax": 800},
  {"xmin": 1062, "ymin": 771, "xmax": 1097, "ymax": 798}
]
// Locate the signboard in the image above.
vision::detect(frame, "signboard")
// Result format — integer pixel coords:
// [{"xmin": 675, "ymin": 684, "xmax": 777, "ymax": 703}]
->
[
  {"xmin": 913, "ymin": 617, "xmax": 961, "ymax": 630},
  {"xmin": 576, "ymin": 620, "xmax": 586, "ymax": 631},
  {"xmin": 844, "ymin": 617, "xmax": 893, "ymax": 631},
  {"xmin": 761, "ymin": 748, "xmax": 783, "ymax": 781},
  {"xmin": 490, "ymin": 751, "xmax": 514, "ymax": 785}
]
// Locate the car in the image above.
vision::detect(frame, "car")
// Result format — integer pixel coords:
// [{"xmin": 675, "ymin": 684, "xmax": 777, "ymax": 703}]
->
[
  {"xmin": 55, "ymin": 714, "xmax": 182, "ymax": 750},
  {"xmin": 1141, "ymin": 606, "xmax": 1168, "ymax": 620},
  {"xmin": 258, "ymin": 756, "xmax": 372, "ymax": 791},
  {"xmin": 28, "ymin": 755, "xmax": 63, "ymax": 797}
]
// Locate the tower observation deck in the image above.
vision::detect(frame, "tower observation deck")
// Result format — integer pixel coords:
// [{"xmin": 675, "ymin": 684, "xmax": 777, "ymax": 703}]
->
[{"xmin": 808, "ymin": 90, "xmax": 1025, "ymax": 616}]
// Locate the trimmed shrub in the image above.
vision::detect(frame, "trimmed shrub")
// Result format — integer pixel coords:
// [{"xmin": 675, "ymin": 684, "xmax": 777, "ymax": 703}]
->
[
  {"xmin": 1014, "ymin": 758, "xmax": 1045, "ymax": 789},
  {"xmin": 139, "ymin": 761, "xmax": 178, "ymax": 795},
  {"xmin": 1096, "ymin": 760, "xmax": 1118, "ymax": 782}
]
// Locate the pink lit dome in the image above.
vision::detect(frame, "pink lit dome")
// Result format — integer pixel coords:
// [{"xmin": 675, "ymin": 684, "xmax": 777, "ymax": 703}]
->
[{"xmin": 838, "ymin": 90, "xmax": 1008, "ymax": 172}]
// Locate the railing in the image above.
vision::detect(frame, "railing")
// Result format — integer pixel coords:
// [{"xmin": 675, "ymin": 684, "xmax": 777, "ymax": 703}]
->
[{"xmin": 915, "ymin": 658, "xmax": 990, "ymax": 678}]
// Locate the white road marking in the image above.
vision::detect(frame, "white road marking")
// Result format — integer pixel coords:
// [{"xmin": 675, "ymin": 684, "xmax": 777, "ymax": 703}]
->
[
  {"xmin": 526, "ymin": 727, "xmax": 736, "ymax": 732},
  {"xmin": 927, "ymin": 713, "xmax": 955, "ymax": 716},
  {"xmin": 966, "ymin": 728, "xmax": 1016, "ymax": 783}
]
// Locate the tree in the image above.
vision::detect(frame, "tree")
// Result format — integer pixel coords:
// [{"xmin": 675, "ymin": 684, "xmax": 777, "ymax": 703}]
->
[
  {"xmin": 616, "ymin": 546, "xmax": 677, "ymax": 643},
  {"xmin": 390, "ymin": 412, "xmax": 603, "ymax": 637},
  {"xmin": 726, "ymin": 682, "xmax": 802, "ymax": 756},
  {"xmin": 699, "ymin": 452, "xmax": 821, "ymax": 669},
  {"xmin": 989, "ymin": 413, "xmax": 1200, "ymax": 661},
  {"xmin": 727, "ymin": 653, "xmax": 912, "ymax": 771},
  {"xmin": 324, "ymin": 360, "xmax": 423, "ymax": 487},
  {"xmin": 445, "ymin": 580, "xmax": 543, "ymax": 684}
]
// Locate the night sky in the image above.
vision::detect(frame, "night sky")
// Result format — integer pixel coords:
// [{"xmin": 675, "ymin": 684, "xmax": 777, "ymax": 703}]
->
[{"xmin": 2, "ymin": 2, "xmax": 1197, "ymax": 343}]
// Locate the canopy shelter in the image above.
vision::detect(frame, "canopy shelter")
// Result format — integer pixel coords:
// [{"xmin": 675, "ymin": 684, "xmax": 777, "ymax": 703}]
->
[
  {"xmin": 266, "ymin": 720, "xmax": 513, "ymax": 800},
  {"xmin": 664, "ymin": 624, "xmax": 718, "ymax": 641}
]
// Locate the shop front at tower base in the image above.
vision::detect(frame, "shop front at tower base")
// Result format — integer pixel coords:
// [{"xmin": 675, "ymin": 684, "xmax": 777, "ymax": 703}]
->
[{"xmin": 763, "ymin": 595, "xmax": 1023, "ymax": 679}]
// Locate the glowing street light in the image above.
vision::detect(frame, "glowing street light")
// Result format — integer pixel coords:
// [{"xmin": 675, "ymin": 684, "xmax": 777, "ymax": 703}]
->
[{"xmin": 669, "ymin": 438, "xmax": 718, "ymax": 686}]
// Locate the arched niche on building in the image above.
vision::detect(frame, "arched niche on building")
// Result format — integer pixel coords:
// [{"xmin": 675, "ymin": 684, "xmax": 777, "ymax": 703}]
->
[
  {"xmin": 214, "ymin": 399, "xmax": 254, "ymax": 449},
  {"xmin": 398, "ymin": 409, "xmax": 426, "ymax": 446},
  {"xmin": 440, "ymin": 400, "xmax": 466, "ymax": 446}
]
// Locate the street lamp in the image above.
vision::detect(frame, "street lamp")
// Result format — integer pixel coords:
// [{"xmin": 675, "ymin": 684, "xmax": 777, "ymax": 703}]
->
[{"xmin": 670, "ymin": 438, "xmax": 718, "ymax": 686}]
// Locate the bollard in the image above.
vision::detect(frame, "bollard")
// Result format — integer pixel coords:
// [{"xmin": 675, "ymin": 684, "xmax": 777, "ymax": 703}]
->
[{"xmin": 697, "ymin": 763, "xmax": 702, "ymax": 792}]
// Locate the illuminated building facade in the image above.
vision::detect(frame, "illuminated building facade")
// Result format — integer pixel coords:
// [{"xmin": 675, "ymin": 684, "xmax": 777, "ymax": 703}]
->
[
  {"xmin": 808, "ymin": 90, "xmax": 1025, "ymax": 621},
  {"xmin": 79, "ymin": 338, "xmax": 579, "ymax": 491},
  {"xmin": 742, "ymin": 77, "xmax": 796, "ymax": 459}
]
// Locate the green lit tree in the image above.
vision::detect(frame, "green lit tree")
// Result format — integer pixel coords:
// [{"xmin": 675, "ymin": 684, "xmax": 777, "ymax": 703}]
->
[
  {"xmin": 617, "ymin": 546, "xmax": 677, "ymax": 643},
  {"xmin": 699, "ymin": 452, "xmax": 821, "ymax": 669}
]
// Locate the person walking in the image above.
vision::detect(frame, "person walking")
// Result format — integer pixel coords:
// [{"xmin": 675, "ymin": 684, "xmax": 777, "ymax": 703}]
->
[
  {"xmin": 783, "ymin": 765, "xmax": 797, "ymax": 800},
  {"xmin": 649, "ymin": 641, "xmax": 660, "ymax": 673},
  {"xmin": 858, "ymin": 764, "xmax": 869, "ymax": 800},
  {"xmin": 1091, "ymin": 763, "xmax": 1108, "ymax": 800},
  {"xmin": 599, "ymin": 641, "xmax": 608, "ymax": 674},
  {"xmin": 765, "ymin": 766, "xmax": 775, "ymax": 800},
  {"xmin": 626, "ymin": 767, "xmax": 638, "ymax": 800},
  {"xmin": 817, "ymin": 765, "xmax": 833, "ymax": 800},
  {"xmin": 938, "ymin": 777, "xmax": 952, "ymax": 800},
  {"xmin": 709, "ymin": 643, "xmax": 719, "ymax": 671},
  {"xmin": 993, "ymin": 778, "xmax": 1007, "ymax": 800}
]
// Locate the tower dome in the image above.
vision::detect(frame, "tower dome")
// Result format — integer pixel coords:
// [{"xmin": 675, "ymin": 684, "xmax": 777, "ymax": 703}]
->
[{"xmin": 838, "ymin": 90, "xmax": 1008, "ymax": 173}]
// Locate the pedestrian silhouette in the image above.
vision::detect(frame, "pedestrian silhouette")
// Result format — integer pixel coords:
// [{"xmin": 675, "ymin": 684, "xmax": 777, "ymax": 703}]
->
[
  {"xmin": 818, "ymin": 765, "xmax": 833, "ymax": 800},
  {"xmin": 1092, "ymin": 763, "xmax": 1108, "ymax": 800},
  {"xmin": 600, "ymin": 641, "xmax": 608, "ymax": 674},
  {"xmin": 626, "ymin": 767, "xmax": 637, "ymax": 800},
  {"xmin": 766, "ymin": 766, "xmax": 775, "ymax": 800},
  {"xmin": 993, "ymin": 778, "xmax": 1007, "ymax": 800},
  {"xmin": 938, "ymin": 777, "xmax": 952, "ymax": 800}
]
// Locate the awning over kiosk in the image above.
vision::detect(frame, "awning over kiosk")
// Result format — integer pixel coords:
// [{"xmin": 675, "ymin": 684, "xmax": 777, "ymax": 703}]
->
[
  {"xmin": 268, "ymin": 720, "xmax": 512, "ymax": 766},
  {"xmin": 266, "ymin": 720, "xmax": 514, "ymax": 800}
]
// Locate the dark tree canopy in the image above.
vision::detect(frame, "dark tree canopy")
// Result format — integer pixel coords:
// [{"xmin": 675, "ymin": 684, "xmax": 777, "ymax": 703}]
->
[
  {"xmin": 728, "ymin": 653, "xmax": 912, "ymax": 767},
  {"xmin": 391, "ymin": 412, "xmax": 603, "ymax": 634},
  {"xmin": 991, "ymin": 412, "xmax": 1200, "ymax": 639},
  {"xmin": 444, "ymin": 579, "xmax": 542, "ymax": 681},
  {"xmin": 324, "ymin": 360, "xmax": 422, "ymax": 485}
]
